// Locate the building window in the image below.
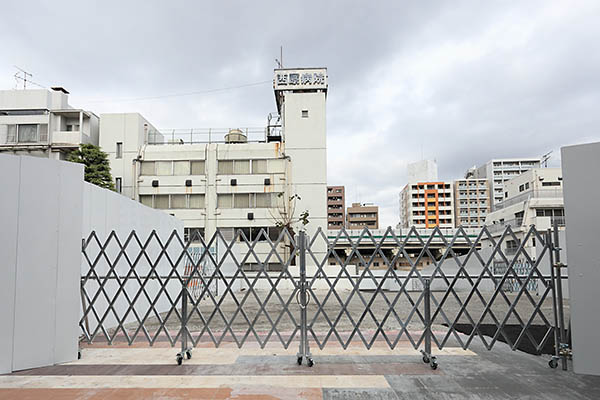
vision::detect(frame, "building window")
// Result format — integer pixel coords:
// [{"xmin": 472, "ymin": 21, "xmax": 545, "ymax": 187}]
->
[
  {"xmin": 140, "ymin": 195, "xmax": 152, "ymax": 207},
  {"xmin": 139, "ymin": 194, "xmax": 206, "ymax": 209},
  {"xmin": 156, "ymin": 161, "xmax": 172, "ymax": 176},
  {"xmin": 1, "ymin": 123, "xmax": 48, "ymax": 143},
  {"xmin": 173, "ymin": 160, "xmax": 190, "ymax": 175},
  {"xmin": 140, "ymin": 161, "xmax": 155, "ymax": 175},
  {"xmin": 115, "ymin": 177, "xmax": 122, "ymax": 193},
  {"xmin": 218, "ymin": 160, "xmax": 234, "ymax": 174},
  {"xmin": 191, "ymin": 160, "xmax": 205, "ymax": 175},
  {"xmin": 252, "ymin": 159, "xmax": 268, "ymax": 174},
  {"xmin": 18, "ymin": 124, "xmax": 39, "ymax": 142},
  {"xmin": 116, "ymin": 142, "xmax": 123, "ymax": 159},
  {"xmin": 154, "ymin": 195, "xmax": 169, "ymax": 209},
  {"xmin": 234, "ymin": 193, "xmax": 250, "ymax": 208},
  {"xmin": 234, "ymin": 160, "xmax": 250, "ymax": 174},
  {"xmin": 189, "ymin": 194, "xmax": 205, "ymax": 209},
  {"xmin": 184, "ymin": 227, "xmax": 205, "ymax": 243},
  {"xmin": 302, "ymin": 109, "xmax": 309, "ymax": 118},
  {"xmin": 217, "ymin": 194, "xmax": 233, "ymax": 208},
  {"xmin": 255, "ymin": 193, "xmax": 272, "ymax": 208},
  {"xmin": 170, "ymin": 194, "xmax": 187, "ymax": 209}
]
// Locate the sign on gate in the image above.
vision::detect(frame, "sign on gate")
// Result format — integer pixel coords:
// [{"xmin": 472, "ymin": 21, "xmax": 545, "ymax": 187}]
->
[{"xmin": 184, "ymin": 246, "xmax": 218, "ymax": 301}]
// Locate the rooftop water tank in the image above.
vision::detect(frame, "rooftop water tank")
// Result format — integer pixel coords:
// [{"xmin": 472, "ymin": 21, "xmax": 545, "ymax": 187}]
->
[{"xmin": 225, "ymin": 129, "xmax": 247, "ymax": 143}]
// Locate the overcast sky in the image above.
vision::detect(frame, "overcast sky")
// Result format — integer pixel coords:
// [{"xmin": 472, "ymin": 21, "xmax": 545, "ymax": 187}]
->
[{"xmin": 2, "ymin": 1, "xmax": 599, "ymax": 226}]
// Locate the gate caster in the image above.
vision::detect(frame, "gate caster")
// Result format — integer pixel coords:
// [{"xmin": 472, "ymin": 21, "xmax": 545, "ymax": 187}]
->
[
  {"xmin": 78, "ymin": 351, "xmax": 82, "ymax": 360},
  {"xmin": 307, "ymin": 358, "xmax": 314, "ymax": 368},
  {"xmin": 176, "ymin": 354, "xmax": 183, "ymax": 365},
  {"xmin": 422, "ymin": 355, "xmax": 430, "ymax": 364},
  {"xmin": 186, "ymin": 350, "xmax": 192, "ymax": 360},
  {"xmin": 429, "ymin": 356, "xmax": 438, "ymax": 370},
  {"xmin": 297, "ymin": 356, "xmax": 303, "ymax": 365},
  {"xmin": 549, "ymin": 357, "xmax": 559, "ymax": 369}
]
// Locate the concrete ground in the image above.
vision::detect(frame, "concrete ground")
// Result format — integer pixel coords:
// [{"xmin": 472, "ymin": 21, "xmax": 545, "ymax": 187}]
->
[
  {"xmin": 139, "ymin": 289, "xmax": 568, "ymax": 345},
  {"xmin": 1, "ymin": 330, "xmax": 598, "ymax": 399}
]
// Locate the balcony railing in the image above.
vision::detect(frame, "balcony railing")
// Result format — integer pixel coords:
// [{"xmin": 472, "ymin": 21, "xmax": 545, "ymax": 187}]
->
[{"xmin": 494, "ymin": 188, "xmax": 563, "ymax": 210}]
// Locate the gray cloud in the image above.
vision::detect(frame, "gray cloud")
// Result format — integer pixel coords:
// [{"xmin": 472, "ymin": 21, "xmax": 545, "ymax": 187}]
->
[{"xmin": 1, "ymin": 0, "xmax": 599, "ymax": 226}]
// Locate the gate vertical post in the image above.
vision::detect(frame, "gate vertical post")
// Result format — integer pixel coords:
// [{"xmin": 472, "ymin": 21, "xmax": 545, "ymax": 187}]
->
[
  {"xmin": 548, "ymin": 229, "xmax": 562, "ymax": 370},
  {"xmin": 176, "ymin": 278, "xmax": 190, "ymax": 365},
  {"xmin": 552, "ymin": 220, "xmax": 568, "ymax": 371},
  {"xmin": 296, "ymin": 230, "xmax": 313, "ymax": 366},
  {"xmin": 420, "ymin": 278, "xmax": 437, "ymax": 369}
]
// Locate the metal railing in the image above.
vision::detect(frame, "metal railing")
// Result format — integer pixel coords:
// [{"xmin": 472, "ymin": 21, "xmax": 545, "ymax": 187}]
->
[
  {"xmin": 147, "ymin": 128, "xmax": 269, "ymax": 145},
  {"xmin": 80, "ymin": 224, "xmax": 569, "ymax": 370}
]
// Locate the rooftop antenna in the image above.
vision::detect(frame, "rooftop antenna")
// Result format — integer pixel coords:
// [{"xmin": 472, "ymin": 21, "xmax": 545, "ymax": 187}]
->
[
  {"xmin": 541, "ymin": 150, "xmax": 552, "ymax": 168},
  {"xmin": 14, "ymin": 66, "xmax": 32, "ymax": 90},
  {"xmin": 275, "ymin": 46, "xmax": 283, "ymax": 68}
]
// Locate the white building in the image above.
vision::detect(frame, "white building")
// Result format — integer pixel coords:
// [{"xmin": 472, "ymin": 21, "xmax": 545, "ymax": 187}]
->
[
  {"xmin": 399, "ymin": 181, "xmax": 454, "ymax": 229},
  {"xmin": 407, "ymin": 160, "xmax": 438, "ymax": 182},
  {"xmin": 470, "ymin": 158, "xmax": 541, "ymax": 209},
  {"xmin": 454, "ymin": 178, "xmax": 490, "ymax": 228},
  {"xmin": 100, "ymin": 68, "xmax": 328, "ymax": 267},
  {"xmin": 484, "ymin": 168, "xmax": 564, "ymax": 256},
  {"xmin": 0, "ymin": 88, "xmax": 99, "ymax": 159}
]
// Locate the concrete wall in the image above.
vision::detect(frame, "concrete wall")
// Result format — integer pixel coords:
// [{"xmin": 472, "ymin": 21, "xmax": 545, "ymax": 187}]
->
[
  {"xmin": 0, "ymin": 153, "xmax": 84, "ymax": 374},
  {"xmin": 561, "ymin": 142, "xmax": 600, "ymax": 376}
]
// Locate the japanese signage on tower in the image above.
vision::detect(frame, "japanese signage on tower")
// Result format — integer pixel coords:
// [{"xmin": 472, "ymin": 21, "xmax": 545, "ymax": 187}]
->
[{"xmin": 273, "ymin": 68, "xmax": 328, "ymax": 91}]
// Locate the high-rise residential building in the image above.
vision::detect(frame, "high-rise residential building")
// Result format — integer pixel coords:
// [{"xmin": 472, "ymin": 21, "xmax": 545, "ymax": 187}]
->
[
  {"xmin": 101, "ymin": 68, "xmax": 328, "ymax": 259},
  {"xmin": 346, "ymin": 202, "xmax": 379, "ymax": 229},
  {"xmin": 327, "ymin": 186, "xmax": 345, "ymax": 229},
  {"xmin": 470, "ymin": 158, "xmax": 541, "ymax": 209},
  {"xmin": 0, "ymin": 88, "xmax": 99, "ymax": 159},
  {"xmin": 454, "ymin": 178, "xmax": 490, "ymax": 228},
  {"xmin": 399, "ymin": 182, "xmax": 454, "ymax": 229}
]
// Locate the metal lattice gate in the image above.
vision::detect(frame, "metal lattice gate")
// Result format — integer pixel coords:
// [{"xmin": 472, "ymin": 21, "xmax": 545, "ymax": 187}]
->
[{"xmin": 80, "ymin": 225, "xmax": 569, "ymax": 369}]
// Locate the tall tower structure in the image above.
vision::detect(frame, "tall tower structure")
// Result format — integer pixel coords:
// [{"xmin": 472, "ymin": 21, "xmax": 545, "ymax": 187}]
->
[{"xmin": 274, "ymin": 68, "xmax": 328, "ymax": 248}]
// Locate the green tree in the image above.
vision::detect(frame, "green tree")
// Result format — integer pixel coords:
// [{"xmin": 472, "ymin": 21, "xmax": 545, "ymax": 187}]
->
[{"xmin": 66, "ymin": 144, "xmax": 115, "ymax": 190}]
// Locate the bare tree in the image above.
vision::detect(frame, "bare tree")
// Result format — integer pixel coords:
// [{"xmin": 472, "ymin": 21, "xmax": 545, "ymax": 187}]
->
[{"xmin": 269, "ymin": 192, "xmax": 309, "ymax": 264}]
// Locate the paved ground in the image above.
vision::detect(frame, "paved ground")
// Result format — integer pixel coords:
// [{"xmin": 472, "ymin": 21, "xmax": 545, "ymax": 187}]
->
[
  {"xmin": 139, "ymin": 289, "xmax": 568, "ymax": 335},
  {"xmin": 1, "ymin": 331, "xmax": 598, "ymax": 399}
]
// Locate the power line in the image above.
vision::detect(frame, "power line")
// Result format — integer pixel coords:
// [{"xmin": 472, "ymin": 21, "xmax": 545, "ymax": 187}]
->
[{"xmin": 85, "ymin": 80, "xmax": 272, "ymax": 103}]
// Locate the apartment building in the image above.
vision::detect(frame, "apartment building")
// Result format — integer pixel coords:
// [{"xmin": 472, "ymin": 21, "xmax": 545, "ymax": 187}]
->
[
  {"xmin": 454, "ymin": 178, "xmax": 490, "ymax": 228},
  {"xmin": 101, "ymin": 68, "xmax": 328, "ymax": 266},
  {"xmin": 470, "ymin": 158, "xmax": 541, "ymax": 209},
  {"xmin": 327, "ymin": 186, "xmax": 345, "ymax": 229},
  {"xmin": 484, "ymin": 168, "xmax": 564, "ymax": 257},
  {"xmin": 346, "ymin": 202, "xmax": 379, "ymax": 229},
  {"xmin": 399, "ymin": 182, "xmax": 454, "ymax": 229},
  {"xmin": 0, "ymin": 88, "xmax": 99, "ymax": 159}
]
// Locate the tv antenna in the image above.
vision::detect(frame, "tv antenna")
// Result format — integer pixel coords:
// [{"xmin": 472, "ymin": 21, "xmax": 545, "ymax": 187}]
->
[
  {"xmin": 275, "ymin": 46, "xmax": 283, "ymax": 68},
  {"xmin": 541, "ymin": 150, "xmax": 552, "ymax": 167},
  {"xmin": 13, "ymin": 66, "xmax": 44, "ymax": 90}
]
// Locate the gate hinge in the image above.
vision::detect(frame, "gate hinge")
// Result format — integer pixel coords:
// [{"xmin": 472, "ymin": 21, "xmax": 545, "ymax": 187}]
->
[{"xmin": 553, "ymin": 262, "xmax": 567, "ymax": 269}]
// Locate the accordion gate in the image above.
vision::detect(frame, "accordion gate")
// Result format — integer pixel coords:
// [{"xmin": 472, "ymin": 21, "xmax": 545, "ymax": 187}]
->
[{"xmin": 80, "ymin": 225, "xmax": 569, "ymax": 370}]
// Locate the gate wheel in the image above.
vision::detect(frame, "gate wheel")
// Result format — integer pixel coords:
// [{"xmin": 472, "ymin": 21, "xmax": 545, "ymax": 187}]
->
[
  {"xmin": 307, "ymin": 358, "xmax": 314, "ymax": 368},
  {"xmin": 176, "ymin": 354, "xmax": 183, "ymax": 365}
]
